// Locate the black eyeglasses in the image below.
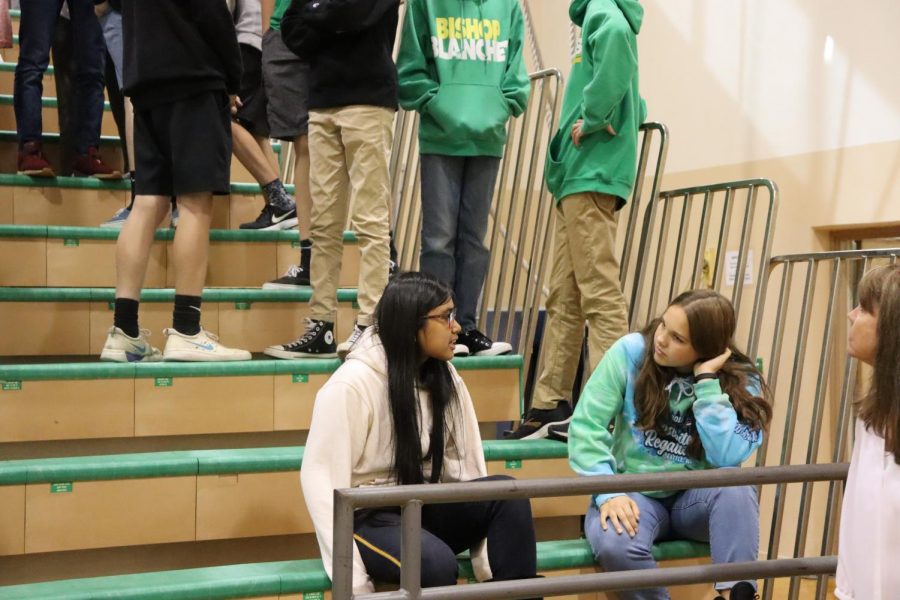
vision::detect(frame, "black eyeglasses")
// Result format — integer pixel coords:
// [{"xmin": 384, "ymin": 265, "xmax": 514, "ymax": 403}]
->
[{"xmin": 423, "ymin": 308, "xmax": 457, "ymax": 327}]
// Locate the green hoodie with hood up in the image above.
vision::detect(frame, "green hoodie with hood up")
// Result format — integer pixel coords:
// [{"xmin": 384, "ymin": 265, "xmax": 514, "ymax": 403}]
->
[
  {"xmin": 396, "ymin": 0, "xmax": 530, "ymax": 157},
  {"xmin": 546, "ymin": 0, "xmax": 647, "ymax": 204}
]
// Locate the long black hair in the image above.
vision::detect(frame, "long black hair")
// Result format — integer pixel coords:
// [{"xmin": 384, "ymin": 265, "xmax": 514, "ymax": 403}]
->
[{"xmin": 374, "ymin": 272, "xmax": 461, "ymax": 485}]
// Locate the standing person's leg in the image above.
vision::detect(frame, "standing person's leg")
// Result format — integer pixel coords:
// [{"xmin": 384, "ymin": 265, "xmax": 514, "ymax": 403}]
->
[
  {"xmin": 567, "ymin": 192, "xmax": 629, "ymax": 374},
  {"xmin": 669, "ymin": 485, "xmax": 760, "ymax": 596},
  {"xmin": 69, "ymin": 0, "xmax": 119, "ymax": 178},
  {"xmin": 421, "ymin": 475, "xmax": 538, "ymax": 585},
  {"xmin": 585, "ymin": 493, "xmax": 673, "ymax": 600},
  {"xmin": 353, "ymin": 510, "xmax": 460, "ymax": 588},
  {"xmin": 334, "ymin": 105, "xmax": 392, "ymax": 357},
  {"xmin": 452, "ymin": 155, "xmax": 510, "ymax": 357},
  {"xmin": 418, "ymin": 153, "xmax": 464, "ymax": 290},
  {"xmin": 102, "ymin": 103, "xmax": 172, "ymax": 363},
  {"xmin": 260, "ymin": 28, "xmax": 313, "ymax": 286},
  {"xmin": 506, "ymin": 199, "xmax": 585, "ymax": 439},
  {"xmin": 264, "ymin": 109, "xmax": 346, "ymax": 359},
  {"xmin": 14, "ymin": 0, "xmax": 59, "ymax": 176}
]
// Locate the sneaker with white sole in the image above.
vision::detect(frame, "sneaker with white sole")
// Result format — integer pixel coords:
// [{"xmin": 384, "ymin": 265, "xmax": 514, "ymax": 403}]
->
[
  {"xmin": 262, "ymin": 264, "xmax": 310, "ymax": 289},
  {"xmin": 504, "ymin": 401, "xmax": 573, "ymax": 440},
  {"xmin": 162, "ymin": 328, "xmax": 251, "ymax": 362},
  {"xmin": 337, "ymin": 324, "xmax": 367, "ymax": 359},
  {"xmin": 101, "ymin": 207, "xmax": 131, "ymax": 228},
  {"xmin": 453, "ymin": 329, "xmax": 513, "ymax": 357},
  {"xmin": 264, "ymin": 318, "xmax": 337, "ymax": 359},
  {"xmin": 100, "ymin": 327, "xmax": 163, "ymax": 362},
  {"xmin": 240, "ymin": 204, "xmax": 298, "ymax": 231}
]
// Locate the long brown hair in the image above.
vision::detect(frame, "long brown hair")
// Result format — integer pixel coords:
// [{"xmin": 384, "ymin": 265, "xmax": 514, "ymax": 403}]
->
[
  {"xmin": 634, "ymin": 290, "xmax": 772, "ymax": 459},
  {"xmin": 856, "ymin": 264, "xmax": 900, "ymax": 465}
]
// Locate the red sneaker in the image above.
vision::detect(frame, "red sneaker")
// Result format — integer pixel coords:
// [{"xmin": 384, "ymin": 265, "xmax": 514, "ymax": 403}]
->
[
  {"xmin": 17, "ymin": 141, "xmax": 56, "ymax": 177},
  {"xmin": 72, "ymin": 147, "xmax": 122, "ymax": 180}
]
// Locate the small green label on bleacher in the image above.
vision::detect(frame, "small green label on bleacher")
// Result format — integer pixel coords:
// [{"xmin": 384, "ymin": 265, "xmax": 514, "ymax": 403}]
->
[
  {"xmin": 108, "ymin": 302, "xmax": 115, "ymax": 310},
  {"xmin": 63, "ymin": 239, "xmax": 79, "ymax": 247},
  {"xmin": 303, "ymin": 592, "xmax": 325, "ymax": 600},
  {"xmin": 505, "ymin": 459, "xmax": 522, "ymax": 469},
  {"xmin": 155, "ymin": 377, "xmax": 173, "ymax": 387},
  {"xmin": 756, "ymin": 357, "xmax": 764, "ymax": 374},
  {"xmin": 292, "ymin": 241, "xmax": 301, "ymax": 248},
  {"xmin": 1, "ymin": 381, "xmax": 21, "ymax": 391},
  {"xmin": 292, "ymin": 374, "xmax": 309, "ymax": 383},
  {"xmin": 51, "ymin": 483, "xmax": 73, "ymax": 493},
  {"xmin": 235, "ymin": 302, "xmax": 251, "ymax": 310},
  {"xmin": 352, "ymin": 301, "xmax": 360, "ymax": 309}
]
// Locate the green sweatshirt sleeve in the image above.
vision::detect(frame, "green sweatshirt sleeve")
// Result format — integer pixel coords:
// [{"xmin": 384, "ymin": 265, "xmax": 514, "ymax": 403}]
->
[
  {"xmin": 568, "ymin": 338, "xmax": 628, "ymax": 507},
  {"xmin": 396, "ymin": 0, "xmax": 439, "ymax": 113},
  {"xmin": 579, "ymin": 6, "xmax": 637, "ymax": 136},
  {"xmin": 501, "ymin": 2, "xmax": 530, "ymax": 118}
]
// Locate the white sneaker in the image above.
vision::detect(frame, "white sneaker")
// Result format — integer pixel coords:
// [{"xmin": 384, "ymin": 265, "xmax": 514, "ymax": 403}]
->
[
  {"xmin": 162, "ymin": 328, "xmax": 251, "ymax": 362},
  {"xmin": 337, "ymin": 324, "xmax": 367, "ymax": 360},
  {"xmin": 100, "ymin": 327, "xmax": 163, "ymax": 363}
]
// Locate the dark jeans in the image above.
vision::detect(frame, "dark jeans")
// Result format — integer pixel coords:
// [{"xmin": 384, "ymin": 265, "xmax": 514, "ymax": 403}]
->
[
  {"xmin": 419, "ymin": 154, "xmax": 501, "ymax": 331},
  {"xmin": 14, "ymin": 0, "xmax": 105, "ymax": 155},
  {"xmin": 353, "ymin": 475, "xmax": 537, "ymax": 588}
]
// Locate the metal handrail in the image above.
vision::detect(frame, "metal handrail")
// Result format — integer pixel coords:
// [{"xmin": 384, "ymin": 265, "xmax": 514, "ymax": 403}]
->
[
  {"xmin": 332, "ymin": 463, "xmax": 848, "ymax": 599},
  {"xmin": 752, "ymin": 247, "xmax": 899, "ymax": 600}
]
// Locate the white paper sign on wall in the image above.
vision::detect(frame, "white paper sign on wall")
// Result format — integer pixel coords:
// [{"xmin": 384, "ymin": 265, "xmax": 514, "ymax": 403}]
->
[{"xmin": 726, "ymin": 250, "xmax": 753, "ymax": 286}]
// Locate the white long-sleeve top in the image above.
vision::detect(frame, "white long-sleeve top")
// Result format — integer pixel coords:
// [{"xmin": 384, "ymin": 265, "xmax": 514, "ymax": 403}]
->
[
  {"xmin": 835, "ymin": 418, "xmax": 900, "ymax": 600},
  {"xmin": 300, "ymin": 329, "xmax": 488, "ymax": 594}
]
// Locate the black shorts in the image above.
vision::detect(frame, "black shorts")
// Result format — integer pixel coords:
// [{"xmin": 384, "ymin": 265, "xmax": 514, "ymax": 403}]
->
[
  {"xmin": 234, "ymin": 44, "xmax": 270, "ymax": 138},
  {"xmin": 133, "ymin": 91, "xmax": 232, "ymax": 196}
]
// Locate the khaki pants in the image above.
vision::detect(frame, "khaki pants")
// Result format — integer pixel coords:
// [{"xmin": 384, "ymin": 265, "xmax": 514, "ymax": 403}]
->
[
  {"xmin": 531, "ymin": 192, "xmax": 629, "ymax": 410},
  {"xmin": 308, "ymin": 106, "xmax": 394, "ymax": 327}
]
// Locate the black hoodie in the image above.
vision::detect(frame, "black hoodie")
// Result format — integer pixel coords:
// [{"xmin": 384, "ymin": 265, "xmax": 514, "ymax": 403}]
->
[
  {"xmin": 280, "ymin": 0, "xmax": 399, "ymax": 111},
  {"xmin": 121, "ymin": 0, "xmax": 243, "ymax": 109}
]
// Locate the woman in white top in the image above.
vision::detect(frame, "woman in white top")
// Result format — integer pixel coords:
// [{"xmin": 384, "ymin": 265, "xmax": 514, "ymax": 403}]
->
[
  {"xmin": 301, "ymin": 272, "xmax": 540, "ymax": 596},
  {"xmin": 836, "ymin": 264, "xmax": 900, "ymax": 600}
]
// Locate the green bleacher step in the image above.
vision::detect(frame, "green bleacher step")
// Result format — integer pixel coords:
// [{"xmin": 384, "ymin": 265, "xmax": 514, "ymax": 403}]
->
[
  {"xmin": 0, "ymin": 174, "xmax": 288, "ymax": 229},
  {"xmin": 0, "ymin": 355, "xmax": 524, "ymax": 442},
  {"xmin": 0, "ymin": 225, "xmax": 358, "ymax": 288}
]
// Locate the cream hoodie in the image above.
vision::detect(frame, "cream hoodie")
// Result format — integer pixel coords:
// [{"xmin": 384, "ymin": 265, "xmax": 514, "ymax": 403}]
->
[{"xmin": 300, "ymin": 329, "xmax": 488, "ymax": 594}]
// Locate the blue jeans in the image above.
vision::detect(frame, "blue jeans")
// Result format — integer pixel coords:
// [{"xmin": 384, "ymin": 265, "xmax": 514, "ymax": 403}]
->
[
  {"xmin": 585, "ymin": 486, "xmax": 760, "ymax": 599},
  {"xmin": 14, "ymin": 0, "xmax": 105, "ymax": 154},
  {"xmin": 419, "ymin": 154, "xmax": 501, "ymax": 331}
]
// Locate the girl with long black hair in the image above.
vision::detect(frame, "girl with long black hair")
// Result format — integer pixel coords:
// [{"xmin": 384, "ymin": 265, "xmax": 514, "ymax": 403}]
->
[{"xmin": 301, "ymin": 272, "xmax": 539, "ymax": 595}]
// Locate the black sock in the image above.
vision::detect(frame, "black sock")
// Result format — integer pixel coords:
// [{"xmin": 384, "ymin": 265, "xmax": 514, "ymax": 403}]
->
[
  {"xmin": 262, "ymin": 179, "xmax": 295, "ymax": 213},
  {"xmin": 114, "ymin": 298, "xmax": 140, "ymax": 338},
  {"xmin": 173, "ymin": 295, "xmax": 202, "ymax": 336},
  {"xmin": 127, "ymin": 172, "xmax": 136, "ymax": 210},
  {"xmin": 300, "ymin": 238, "xmax": 312, "ymax": 272}
]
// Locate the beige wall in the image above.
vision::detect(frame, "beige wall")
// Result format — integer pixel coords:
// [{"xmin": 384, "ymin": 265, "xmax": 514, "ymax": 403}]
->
[{"xmin": 527, "ymin": 0, "xmax": 900, "ymax": 255}]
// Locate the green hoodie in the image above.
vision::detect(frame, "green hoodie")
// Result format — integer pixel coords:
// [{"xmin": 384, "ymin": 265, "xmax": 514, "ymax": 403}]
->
[
  {"xmin": 397, "ymin": 0, "xmax": 530, "ymax": 157},
  {"xmin": 545, "ymin": 0, "xmax": 647, "ymax": 203}
]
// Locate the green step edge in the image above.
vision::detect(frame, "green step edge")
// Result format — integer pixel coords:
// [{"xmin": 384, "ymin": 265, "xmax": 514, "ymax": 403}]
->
[
  {"xmin": 0, "ymin": 354, "xmax": 523, "ymax": 382},
  {"xmin": 1, "ymin": 439, "xmax": 550, "ymax": 485},
  {"xmin": 0, "ymin": 224, "xmax": 356, "ymax": 243},
  {"xmin": 0, "ymin": 94, "xmax": 110, "ymax": 111},
  {"xmin": 0, "ymin": 62, "xmax": 53, "ymax": 75},
  {"xmin": 0, "ymin": 173, "xmax": 292, "ymax": 195},
  {"xmin": 0, "ymin": 130, "xmax": 283, "ymax": 155},
  {"xmin": 0, "ymin": 540, "xmax": 709, "ymax": 599},
  {"xmin": 0, "ymin": 286, "xmax": 362, "ymax": 302}
]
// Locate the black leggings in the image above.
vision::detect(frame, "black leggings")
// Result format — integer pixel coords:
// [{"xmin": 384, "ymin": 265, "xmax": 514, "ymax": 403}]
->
[{"xmin": 353, "ymin": 475, "xmax": 538, "ymax": 588}]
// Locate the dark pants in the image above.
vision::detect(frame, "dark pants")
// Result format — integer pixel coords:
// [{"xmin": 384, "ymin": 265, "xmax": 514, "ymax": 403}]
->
[
  {"xmin": 419, "ymin": 154, "xmax": 501, "ymax": 332},
  {"xmin": 353, "ymin": 475, "xmax": 538, "ymax": 589},
  {"xmin": 14, "ymin": 0, "xmax": 105, "ymax": 156}
]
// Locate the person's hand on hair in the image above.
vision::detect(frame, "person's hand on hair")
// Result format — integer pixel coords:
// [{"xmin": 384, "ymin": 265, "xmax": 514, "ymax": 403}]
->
[
  {"xmin": 599, "ymin": 495, "xmax": 640, "ymax": 537},
  {"xmin": 694, "ymin": 348, "xmax": 732, "ymax": 377}
]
